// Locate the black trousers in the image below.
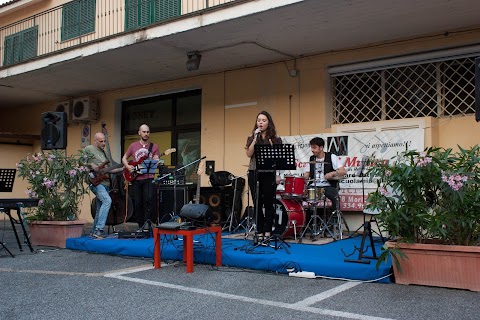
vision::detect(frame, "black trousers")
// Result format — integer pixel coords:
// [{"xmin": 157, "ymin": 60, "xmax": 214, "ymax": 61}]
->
[
  {"xmin": 132, "ymin": 178, "xmax": 154, "ymax": 228},
  {"xmin": 248, "ymin": 170, "xmax": 276, "ymax": 234},
  {"xmin": 323, "ymin": 186, "xmax": 340, "ymax": 211}
]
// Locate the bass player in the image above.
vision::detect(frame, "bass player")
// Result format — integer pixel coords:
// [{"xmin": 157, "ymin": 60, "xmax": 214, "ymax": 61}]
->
[
  {"xmin": 86, "ymin": 132, "xmax": 124, "ymax": 239},
  {"xmin": 122, "ymin": 124, "xmax": 160, "ymax": 234}
]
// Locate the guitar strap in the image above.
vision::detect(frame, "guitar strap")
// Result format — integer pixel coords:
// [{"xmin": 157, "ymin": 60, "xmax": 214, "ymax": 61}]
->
[{"xmin": 147, "ymin": 143, "xmax": 153, "ymax": 158}]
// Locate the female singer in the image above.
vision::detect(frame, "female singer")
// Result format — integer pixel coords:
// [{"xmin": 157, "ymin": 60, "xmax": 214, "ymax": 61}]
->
[{"xmin": 245, "ymin": 111, "xmax": 282, "ymax": 245}]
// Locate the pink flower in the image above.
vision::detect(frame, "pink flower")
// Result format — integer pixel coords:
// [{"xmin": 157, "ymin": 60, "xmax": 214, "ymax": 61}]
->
[{"xmin": 379, "ymin": 186, "xmax": 389, "ymax": 196}]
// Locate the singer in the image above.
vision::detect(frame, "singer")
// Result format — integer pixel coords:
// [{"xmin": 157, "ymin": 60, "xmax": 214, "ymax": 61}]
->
[
  {"xmin": 245, "ymin": 111, "xmax": 282, "ymax": 245},
  {"xmin": 304, "ymin": 137, "xmax": 346, "ymax": 212},
  {"xmin": 122, "ymin": 124, "xmax": 160, "ymax": 234}
]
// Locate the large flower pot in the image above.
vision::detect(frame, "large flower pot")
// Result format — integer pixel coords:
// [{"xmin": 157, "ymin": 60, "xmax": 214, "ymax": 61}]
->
[
  {"xmin": 29, "ymin": 220, "xmax": 86, "ymax": 248},
  {"xmin": 387, "ymin": 240, "xmax": 480, "ymax": 292}
]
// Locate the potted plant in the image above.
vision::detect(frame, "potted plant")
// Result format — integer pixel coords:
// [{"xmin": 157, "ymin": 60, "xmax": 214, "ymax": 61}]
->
[
  {"xmin": 366, "ymin": 146, "xmax": 480, "ymax": 291},
  {"xmin": 16, "ymin": 149, "xmax": 94, "ymax": 247}
]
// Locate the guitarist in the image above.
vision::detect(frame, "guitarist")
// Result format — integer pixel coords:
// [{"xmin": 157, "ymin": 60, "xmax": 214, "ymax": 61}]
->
[
  {"xmin": 85, "ymin": 132, "xmax": 124, "ymax": 239},
  {"xmin": 122, "ymin": 124, "xmax": 160, "ymax": 234}
]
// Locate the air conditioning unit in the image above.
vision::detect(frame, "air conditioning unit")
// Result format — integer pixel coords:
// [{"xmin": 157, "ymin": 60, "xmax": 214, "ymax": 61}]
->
[
  {"xmin": 54, "ymin": 100, "xmax": 72, "ymax": 122},
  {"xmin": 71, "ymin": 96, "xmax": 99, "ymax": 122}
]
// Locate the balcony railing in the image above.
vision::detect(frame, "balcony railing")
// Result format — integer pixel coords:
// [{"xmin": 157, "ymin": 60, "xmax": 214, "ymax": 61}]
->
[{"xmin": 0, "ymin": 0, "xmax": 238, "ymax": 68}]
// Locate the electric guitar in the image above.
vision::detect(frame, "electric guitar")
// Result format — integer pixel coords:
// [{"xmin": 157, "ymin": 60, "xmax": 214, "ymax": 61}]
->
[
  {"xmin": 89, "ymin": 161, "xmax": 123, "ymax": 186},
  {"xmin": 124, "ymin": 148, "xmax": 176, "ymax": 182},
  {"xmin": 194, "ymin": 162, "xmax": 204, "ymax": 204}
]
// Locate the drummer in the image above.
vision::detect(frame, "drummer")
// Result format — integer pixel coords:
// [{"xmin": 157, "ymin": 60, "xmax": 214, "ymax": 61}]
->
[{"xmin": 303, "ymin": 137, "xmax": 346, "ymax": 212}]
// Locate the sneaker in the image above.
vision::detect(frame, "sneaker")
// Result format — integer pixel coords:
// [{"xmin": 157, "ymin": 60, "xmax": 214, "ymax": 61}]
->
[{"xmin": 93, "ymin": 230, "xmax": 107, "ymax": 239}]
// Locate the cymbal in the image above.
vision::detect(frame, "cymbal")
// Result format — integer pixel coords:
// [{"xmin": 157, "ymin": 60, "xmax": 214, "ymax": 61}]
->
[
  {"xmin": 306, "ymin": 161, "xmax": 331, "ymax": 164},
  {"xmin": 331, "ymin": 176, "xmax": 346, "ymax": 180}
]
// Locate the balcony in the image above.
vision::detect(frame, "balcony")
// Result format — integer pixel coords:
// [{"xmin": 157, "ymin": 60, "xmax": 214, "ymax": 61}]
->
[{"xmin": 0, "ymin": 0, "xmax": 479, "ymax": 107}]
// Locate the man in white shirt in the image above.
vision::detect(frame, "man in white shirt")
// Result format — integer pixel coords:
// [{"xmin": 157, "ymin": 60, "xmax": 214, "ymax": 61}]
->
[{"xmin": 303, "ymin": 137, "xmax": 346, "ymax": 211}]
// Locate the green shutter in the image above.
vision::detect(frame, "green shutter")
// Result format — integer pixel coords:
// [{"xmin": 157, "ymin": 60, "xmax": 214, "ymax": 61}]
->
[
  {"xmin": 125, "ymin": 0, "xmax": 139, "ymax": 31},
  {"xmin": 126, "ymin": 0, "xmax": 180, "ymax": 31},
  {"xmin": 3, "ymin": 26, "xmax": 38, "ymax": 66},
  {"xmin": 3, "ymin": 33, "xmax": 20, "ymax": 66},
  {"xmin": 79, "ymin": 0, "xmax": 96, "ymax": 35},
  {"xmin": 138, "ymin": 0, "xmax": 150, "ymax": 27},
  {"xmin": 22, "ymin": 26, "xmax": 38, "ymax": 61},
  {"xmin": 153, "ymin": 0, "xmax": 180, "ymax": 22},
  {"xmin": 62, "ymin": 1, "xmax": 80, "ymax": 41},
  {"xmin": 61, "ymin": 0, "xmax": 96, "ymax": 41}
]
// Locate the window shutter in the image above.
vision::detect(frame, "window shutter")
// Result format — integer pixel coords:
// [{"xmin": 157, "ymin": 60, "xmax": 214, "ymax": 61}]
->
[
  {"xmin": 62, "ymin": 1, "xmax": 80, "ymax": 41},
  {"xmin": 153, "ymin": 0, "xmax": 180, "ymax": 22},
  {"xmin": 79, "ymin": 0, "xmax": 96, "ymax": 35},
  {"xmin": 138, "ymin": 0, "xmax": 150, "ymax": 27},
  {"xmin": 22, "ymin": 26, "xmax": 38, "ymax": 61},
  {"xmin": 3, "ymin": 34, "xmax": 21, "ymax": 66},
  {"xmin": 125, "ymin": 0, "xmax": 139, "ymax": 31}
]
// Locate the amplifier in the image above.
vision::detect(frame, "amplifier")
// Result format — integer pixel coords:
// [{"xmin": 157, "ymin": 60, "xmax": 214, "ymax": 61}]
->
[{"xmin": 157, "ymin": 167, "xmax": 186, "ymax": 185}]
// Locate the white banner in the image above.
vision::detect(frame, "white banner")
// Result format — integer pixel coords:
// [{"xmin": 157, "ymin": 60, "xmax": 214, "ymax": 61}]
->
[{"xmin": 279, "ymin": 128, "xmax": 424, "ymax": 211}]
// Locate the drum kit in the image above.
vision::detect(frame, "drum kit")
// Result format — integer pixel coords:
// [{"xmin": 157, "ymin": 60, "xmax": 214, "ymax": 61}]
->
[{"xmin": 274, "ymin": 171, "xmax": 345, "ymax": 242}]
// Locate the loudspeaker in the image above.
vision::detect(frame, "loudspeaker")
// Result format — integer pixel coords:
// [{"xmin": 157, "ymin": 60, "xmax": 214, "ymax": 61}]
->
[
  {"xmin": 155, "ymin": 186, "xmax": 192, "ymax": 223},
  {"xmin": 475, "ymin": 57, "xmax": 480, "ymax": 122},
  {"xmin": 179, "ymin": 204, "xmax": 212, "ymax": 224},
  {"xmin": 200, "ymin": 177, "xmax": 244, "ymax": 225},
  {"xmin": 40, "ymin": 112, "xmax": 67, "ymax": 150}
]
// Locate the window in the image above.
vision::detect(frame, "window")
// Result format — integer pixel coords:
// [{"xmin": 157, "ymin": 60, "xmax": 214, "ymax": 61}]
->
[
  {"xmin": 3, "ymin": 26, "xmax": 38, "ymax": 66},
  {"xmin": 332, "ymin": 57, "xmax": 476, "ymax": 124},
  {"xmin": 61, "ymin": 0, "xmax": 96, "ymax": 41},
  {"xmin": 122, "ymin": 89, "xmax": 201, "ymax": 183},
  {"xmin": 125, "ymin": 0, "xmax": 181, "ymax": 31}
]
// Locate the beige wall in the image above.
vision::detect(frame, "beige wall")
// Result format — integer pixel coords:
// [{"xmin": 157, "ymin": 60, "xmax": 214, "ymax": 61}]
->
[
  {"xmin": 0, "ymin": 144, "xmax": 34, "ymax": 200},
  {"xmin": 2, "ymin": 25, "xmax": 480, "ymax": 223}
]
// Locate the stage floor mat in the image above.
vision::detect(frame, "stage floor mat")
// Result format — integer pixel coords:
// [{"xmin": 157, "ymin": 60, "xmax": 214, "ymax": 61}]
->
[{"xmin": 66, "ymin": 232, "xmax": 391, "ymax": 283}]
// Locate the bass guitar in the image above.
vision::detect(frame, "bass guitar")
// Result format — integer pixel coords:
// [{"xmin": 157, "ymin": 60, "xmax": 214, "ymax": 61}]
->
[
  {"xmin": 124, "ymin": 148, "xmax": 176, "ymax": 182},
  {"xmin": 89, "ymin": 161, "xmax": 124, "ymax": 186}
]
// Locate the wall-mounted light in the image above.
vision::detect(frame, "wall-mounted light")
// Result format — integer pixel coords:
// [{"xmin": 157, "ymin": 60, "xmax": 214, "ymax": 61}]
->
[{"xmin": 186, "ymin": 51, "xmax": 201, "ymax": 71}]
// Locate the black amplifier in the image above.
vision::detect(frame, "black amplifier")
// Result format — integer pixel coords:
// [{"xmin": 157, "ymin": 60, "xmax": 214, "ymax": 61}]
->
[{"xmin": 157, "ymin": 167, "xmax": 186, "ymax": 185}]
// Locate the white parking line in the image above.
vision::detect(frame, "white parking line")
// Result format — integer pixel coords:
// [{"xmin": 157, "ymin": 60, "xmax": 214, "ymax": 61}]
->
[
  {"xmin": 293, "ymin": 282, "xmax": 361, "ymax": 307},
  {"xmin": 104, "ymin": 267, "xmax": 395, "ymax": 320}
]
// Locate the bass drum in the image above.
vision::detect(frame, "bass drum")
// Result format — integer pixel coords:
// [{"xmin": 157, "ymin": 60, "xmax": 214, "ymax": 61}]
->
[
  {"xmin": 273, "ymin": 198, "xmax": 305, "ymax": 238},
  {"xmin": 91, "ymin": 190, "xmax": 134, "ymax": 226}
]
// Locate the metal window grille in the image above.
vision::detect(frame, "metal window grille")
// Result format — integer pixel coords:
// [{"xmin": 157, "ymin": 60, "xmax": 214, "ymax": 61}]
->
[{"xmin": 332, "ymin": 57, "xmax": 476, "ymax": 124}]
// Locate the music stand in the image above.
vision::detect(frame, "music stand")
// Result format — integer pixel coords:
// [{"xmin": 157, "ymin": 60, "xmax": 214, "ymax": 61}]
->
[
  {"xmin": 254, "ymin": 144, "xmax": 295, "ymax": 251},
  {"xmin": 140, "ymin": 159, "xmax": 159, "ymax": 175},
  {"xmin": 0, "ymin": 169, "xmax": 17, "ymax": 257}
]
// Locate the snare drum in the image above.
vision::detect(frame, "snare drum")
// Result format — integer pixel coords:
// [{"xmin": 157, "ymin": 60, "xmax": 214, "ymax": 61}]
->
[
  {"xmin": 284, "ymin": 176, "xmax": 306, "ymax": 198},
  {"xmin": 305, "ymin": 187, "xmax": 325, "ymax": 201},
  {"xmin": 273, "ymin": 198, "xmax": 305, "ymax": 238}
]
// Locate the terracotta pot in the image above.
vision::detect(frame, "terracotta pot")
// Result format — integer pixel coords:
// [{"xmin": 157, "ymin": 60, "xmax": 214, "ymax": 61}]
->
[
  {"xmin": 28, "ymin": 220, "xmax": 86, "ymax": 248},
  {"xmin": 387, "ymin": 240, "xmax": 480, "ymax": 292}
]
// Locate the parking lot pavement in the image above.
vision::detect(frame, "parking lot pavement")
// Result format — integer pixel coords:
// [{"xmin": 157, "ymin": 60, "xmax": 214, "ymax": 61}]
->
[{"xmin": 1, "ymin": 222, "xmax": 479, "ymax": 320}]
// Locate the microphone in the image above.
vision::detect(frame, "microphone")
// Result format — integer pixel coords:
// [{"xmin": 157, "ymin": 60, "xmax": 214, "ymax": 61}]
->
[
  {"xmin": 355, "ymin": 155, "xmax": 369, "ymax": 177},
  {"xmin": 255, "ymin": 128, "xmax": 261, "ymax": 139}
]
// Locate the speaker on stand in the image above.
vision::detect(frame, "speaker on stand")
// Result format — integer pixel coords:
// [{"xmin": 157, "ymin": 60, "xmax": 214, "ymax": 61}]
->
[{"xmin": 40, "ymin": 112, "xmax": 67, "ymax": 150}]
